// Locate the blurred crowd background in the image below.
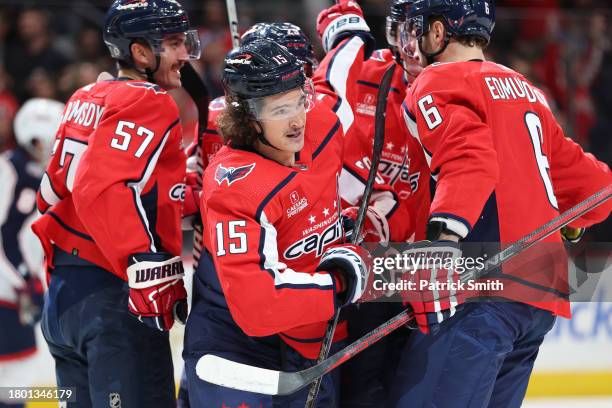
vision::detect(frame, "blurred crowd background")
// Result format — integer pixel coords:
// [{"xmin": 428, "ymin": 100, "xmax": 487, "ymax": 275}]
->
[{"xmin": 0, "ymin": 0, "xmax": 609, "ymax": 239}]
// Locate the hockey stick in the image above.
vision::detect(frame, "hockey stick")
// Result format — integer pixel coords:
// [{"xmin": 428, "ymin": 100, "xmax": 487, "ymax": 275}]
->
[
  {"xmin": 305, "ymin": 62, "xmax": 397, "ymax": 407},
  {"xmin": 180, "ymin": 63, "xmax": 210, "ymax": 272},
  {"xmin": 196, "ymin": 183, "xmax": 611, "ymax": 396},
  {"xmin": 185, "ymin": 0, "xmax": 238, "ymax": 270},
  {"xmin": 226, "ymin": 0, "xmax": 240, "ymax": 48}
]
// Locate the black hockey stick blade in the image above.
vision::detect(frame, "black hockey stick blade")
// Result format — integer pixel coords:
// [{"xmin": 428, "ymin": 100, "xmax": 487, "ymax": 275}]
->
[{"xmin": 197, "ymin": 184, "xmax": 611, "ymax": 396}]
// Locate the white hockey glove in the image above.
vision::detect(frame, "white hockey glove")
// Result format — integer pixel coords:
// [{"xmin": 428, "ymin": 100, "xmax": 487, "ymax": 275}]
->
[
  {"xmin": 317, "ymin": 244, "xmax": 373, "ymax": 306},
  {"xmin": 316, "ymin": 0, "xmax": 375, "ymax": 56}
]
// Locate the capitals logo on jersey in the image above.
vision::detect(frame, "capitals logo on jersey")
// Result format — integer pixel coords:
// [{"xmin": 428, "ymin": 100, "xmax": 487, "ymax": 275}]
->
[{"xmin": 214, "ymin": 163, "xmax": 256, "ymax": 186}]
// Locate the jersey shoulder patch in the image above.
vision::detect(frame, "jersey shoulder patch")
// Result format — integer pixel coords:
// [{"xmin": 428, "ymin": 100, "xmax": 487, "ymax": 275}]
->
[{"xmin": 214, "ymin": 162, "xmax": 256, "ymax": 186}]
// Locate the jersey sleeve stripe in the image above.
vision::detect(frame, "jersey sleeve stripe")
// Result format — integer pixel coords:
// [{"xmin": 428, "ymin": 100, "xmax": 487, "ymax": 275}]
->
[
  {"xmin": 339, "ymin": 166, "xmax": 366, "ymax": 206},
  {"xmin": 126, "ymin": 118, "xmax": 179, "ymax": 252},
  {"xmin": 39, "ymin": 173, "xmax": 63, "ymax": 209},
  {"xmin": 402, "ymin": 101, "xmax": 435, "ymax": 178},
  {"xmin": 312, "ymin": 119, "xmax": 341, "ymax": 160},
  {"xmin": 259, "ymin": 210, "xmax": 334, "ymax": 289},
  {"xmin": 326, "ymin": 36, "xmax": 363, "ymax": 134}
]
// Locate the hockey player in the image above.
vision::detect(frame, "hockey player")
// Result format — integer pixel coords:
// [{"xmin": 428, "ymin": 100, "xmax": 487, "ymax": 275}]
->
[
  {"xmin": 186, "ymin": 22, "xmax": 319, "ymax": 178},
  {"xmin": 0, "ymin": 98, "xmax": 62, "ymax": 408},
  {"xmin": 31, "ymin": 1, "xmax": 200, "ymax": 406},
  {"xmin": 183, "ymin": 39, "xmax": 374, "ymax": 407},
  {"xmin": 315, "ymin": 0, "xmax": 430, "ymax": 242},
  {"xmin": 313, "ymin": 2, "xmax": 430, "ymax": 405},
  {"xmin": 389, "ymin": 1, "xmax": 612, "ymax": 406},
  {"xmin": 187, "ymin": 21, "xmax": 396, "ymax": 246}
]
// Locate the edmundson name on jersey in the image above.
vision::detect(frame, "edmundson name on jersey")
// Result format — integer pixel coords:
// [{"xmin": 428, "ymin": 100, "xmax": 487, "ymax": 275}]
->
[
  {"xmin": 62, "ymin": 100, "xmax": 105, "ymax": 130},
  {"xmin": 483, "ymin": 75, "xmax": 549, "ymax": 107}
]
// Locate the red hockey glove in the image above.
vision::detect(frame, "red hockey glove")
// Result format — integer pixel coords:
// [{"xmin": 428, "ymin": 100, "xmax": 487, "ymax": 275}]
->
[
  {"xmin": 342, "ymin": 206, "xmax": 390, "ymax": 244},
  {"xmin": 316, "ymin": 0, "xmax": 375, "ymax": 56},
  {"xmin": 560, "ymin": 226, "xmax": 585, "ymax": 243},
  {"xmin": 16, "ymin": 274, "xmax": 44, "ymax": 326},
  {"xmin": 401, "ymin": 241, "xmax": 465, "ymax": 334},
  {"xmin": 317, "ymin": 244, "xmax": 374, "ymax": 306},
  {"xmin": 127, "ymin": 252, "xmax": 187, "ymax": 331}
]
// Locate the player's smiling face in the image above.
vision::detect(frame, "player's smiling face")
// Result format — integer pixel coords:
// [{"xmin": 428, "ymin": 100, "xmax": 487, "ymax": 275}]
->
[
  {"xmin": 154, "ymin": 33, "xmax": 188, "ymax": 90},
  {"xmin": 257, "ymin": 88, "xmax": 307, "ymax": 154}
]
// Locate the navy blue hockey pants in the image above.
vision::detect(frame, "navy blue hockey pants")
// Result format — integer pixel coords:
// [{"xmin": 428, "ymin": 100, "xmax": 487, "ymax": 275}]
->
[
  {"xmin": 388, "ymin": 301, "xmax": 556, "ymax": 408},
  {"xmin": 41, "ymin": 248, "xmax": 176, "ymax": 408},
  {"xmin": 183, "ymin": 251, "xmax": 341, "ymax": 407},
  {"xmin": 340, "ymin": 302, "xmax": 410, "ymax": 407}
]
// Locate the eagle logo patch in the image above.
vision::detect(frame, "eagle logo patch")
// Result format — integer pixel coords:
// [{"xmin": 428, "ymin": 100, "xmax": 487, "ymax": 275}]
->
[{"xmin": 215, "ymin": 163, "xmax": 256, "ymax": 186}]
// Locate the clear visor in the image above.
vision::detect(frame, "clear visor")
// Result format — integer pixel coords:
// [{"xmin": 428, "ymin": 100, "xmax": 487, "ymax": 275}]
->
[
  {"xmin": 398, "ymin": 15, "xmax": 424, "ymax": 58},
  {"xmin": 245, "ymin": 79, "xmax": 316, "ymax": 122},
  {"xmin": 385, "ymin": 17, "xmax": 398, "ymax": 47},
  {"xmin": 150, "ymin": 29, "xmax": 202, "ymax": 60}
]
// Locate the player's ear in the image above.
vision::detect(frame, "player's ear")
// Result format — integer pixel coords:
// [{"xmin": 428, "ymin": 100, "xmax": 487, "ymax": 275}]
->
[
  {"xmin": 431, "ymin": 20, "xmax": 446, "ymax": 45},
  {"xmin": 130, "ymin": 41, "xmax": 153, "ymax": 68}
]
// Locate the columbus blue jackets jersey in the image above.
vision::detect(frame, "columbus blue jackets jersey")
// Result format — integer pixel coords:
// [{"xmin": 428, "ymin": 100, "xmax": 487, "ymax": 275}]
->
[{"xmin": 0, "ymin": 147, "xmax": 43, "ymax": 360}]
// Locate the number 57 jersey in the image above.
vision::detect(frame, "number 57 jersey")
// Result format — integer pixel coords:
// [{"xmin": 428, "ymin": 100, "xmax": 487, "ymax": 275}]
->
[{"xmin": 32, "ymin": 80, "xmax": 186, "ymax": 280}]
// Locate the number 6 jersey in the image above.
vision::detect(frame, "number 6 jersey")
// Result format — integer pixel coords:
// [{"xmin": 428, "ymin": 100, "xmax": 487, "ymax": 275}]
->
[
  {"xmin": 402, "ymin": 61, "xmax": 611, "ymax": 316},
  {"xmin": 32, "ymin": 80, "xmax": 185, "ymax": 280}
]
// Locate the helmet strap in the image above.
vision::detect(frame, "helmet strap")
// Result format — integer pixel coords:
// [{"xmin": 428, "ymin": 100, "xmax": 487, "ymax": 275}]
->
[
  {"xmin": 418, "ymin": 32, "xmax": 450, "ymax": 66},
  {"xmin": 125, "ymin": 40, "xmax": 161, "ymax": 83},
  {"xmin": 255, "ymin": 122, "xmax": 283, "ymax": 151},
  {"xmin": 144, "ymin": 55, "xmax": 161, "ymax": 83}
]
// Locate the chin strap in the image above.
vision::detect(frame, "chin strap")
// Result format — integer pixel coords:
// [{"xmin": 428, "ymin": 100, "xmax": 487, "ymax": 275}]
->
[
  {"xmin": 256, "ymin": 122, "xmax": 283, "ymax": 151},
  {"xmin": 144, "ymin": 55, "xmax": 161, "ymax": 83},
  {"xmin": 418, "ymin": 32, "xmax": 450, "ymax": 66}
]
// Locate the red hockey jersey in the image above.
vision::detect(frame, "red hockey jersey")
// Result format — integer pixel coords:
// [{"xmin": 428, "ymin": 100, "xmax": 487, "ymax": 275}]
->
[
  {"xmin": 200, "ymin": 96, "xmax": 226, "ymax": 169},
  {"xmin": 33, "ymin": 80, "xmax": 185, "ymax": 280},
  {"xmin": 403, "ymin": 61, "xmax": 611, "ymax": 316},
  {"xmin": 202, "ymin": 101, "xmax": 349, "ymax": 359},
  {"xmin": 316, "ymin": 46, "xmax": 431, "ymax": 241}
]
